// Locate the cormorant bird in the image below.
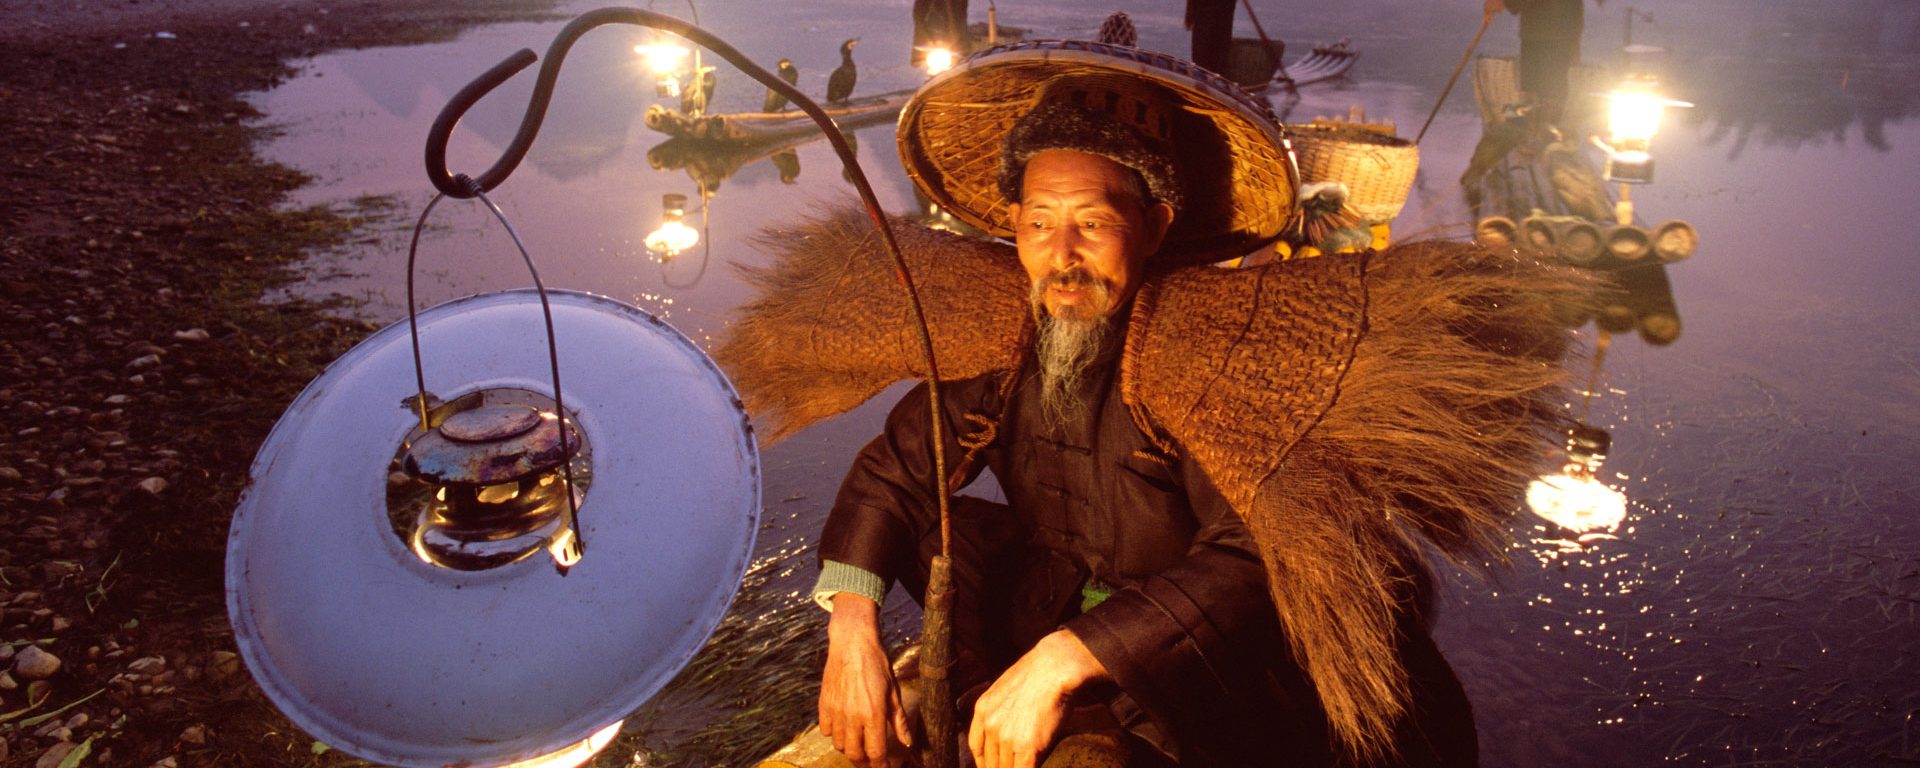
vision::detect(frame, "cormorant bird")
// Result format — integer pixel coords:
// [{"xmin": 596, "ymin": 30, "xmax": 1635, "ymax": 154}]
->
[
  {"xmin": 826, "ymin": 38, "xmax": 859, "ymax": 104},
  {"xmin": 764, "ymin": 58, "xmax": 799, "ymax": 113},
  {"xmin": 680, "ymin": 66, "xmax": 716, "ymax": 116}
]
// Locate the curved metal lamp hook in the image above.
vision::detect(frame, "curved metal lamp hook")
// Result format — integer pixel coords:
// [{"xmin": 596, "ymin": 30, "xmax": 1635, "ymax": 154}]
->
[{"xmin": 420, "ymin": 10, "xmax": 963, "ymax": 766}]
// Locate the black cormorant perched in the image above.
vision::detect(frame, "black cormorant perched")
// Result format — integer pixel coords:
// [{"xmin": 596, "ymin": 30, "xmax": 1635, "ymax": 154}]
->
[
  {"xmin": 680, "ymin": 66, "xmax": 716, "ymax": 116},
  {"xmin": 764, "ymin": 58, "xmax": 799, "ymax": 113},
  {"xmin": 826, "ymin": 38, "xmax": 859, "ymax": 104}
]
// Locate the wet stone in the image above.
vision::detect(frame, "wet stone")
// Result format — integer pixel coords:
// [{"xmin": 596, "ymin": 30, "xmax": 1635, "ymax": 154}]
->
[
  {"xmin": 178, "ymin": 724, "xmax": 206, "ymax": 745},
  {"xmin": 206, "ymin": 651, "xmax": 239, "ymax": 680},
  {"xmin": 13, "ymin": 645, "xmax": 61, "ymax": 679},
  {"xmin": 126, "ymin": 656, "xmax": 166, "ymax": 675},
  {"xmin": 33, "ymin": 741, "xmax": 76, "ymax": 768},
  {"xmin": 135, "ymin": 477, "xmax": 167, "ymax": 496}
]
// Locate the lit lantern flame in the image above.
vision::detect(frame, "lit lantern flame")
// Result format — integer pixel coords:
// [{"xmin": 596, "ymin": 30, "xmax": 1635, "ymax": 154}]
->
[
  {"xmin": 636, "ymin": 42, "xmax": 692, "ymax": 98},
  {"xmin": 547, "ymin": 525, "xmax": 582, "ymax": 568},
  {"xmin": 1599, "ymin": 75, "xmax": 1691, "ymax": 184},
  {"xmin": 634, "ymin": 42, "xmax": 691, "ymax": 74},
  {"xmin": 924, "ymin": 46, "xmax": 956, "ymax": 76},
  {"xmin": 501, "ymin": 720, "xmax": 624, "ymax": 768},
  {"xmin": 645, "ymin": 192, "xmax": 700, "ymax": 258},
  {"xmin": 1606, "ymin": 84, "xmax": 1668, "ymax": 147}
]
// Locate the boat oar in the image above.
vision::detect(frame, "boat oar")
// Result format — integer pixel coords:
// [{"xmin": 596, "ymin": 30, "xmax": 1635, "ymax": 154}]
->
[{"xmin": 1416, "ymin": 10, "xmax": 1494, "ymax": 144}]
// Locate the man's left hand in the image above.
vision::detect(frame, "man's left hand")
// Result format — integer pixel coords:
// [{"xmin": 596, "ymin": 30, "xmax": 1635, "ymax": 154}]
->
[{"xmin": 967, "ymin": 629, "xmax": 1109, "ymax": 768}]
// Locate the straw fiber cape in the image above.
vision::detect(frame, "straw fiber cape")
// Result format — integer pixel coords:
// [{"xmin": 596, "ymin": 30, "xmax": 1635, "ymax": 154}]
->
[{"xmin": 716, "ymin": 205, "xmax": 1593, "ymax": 761}]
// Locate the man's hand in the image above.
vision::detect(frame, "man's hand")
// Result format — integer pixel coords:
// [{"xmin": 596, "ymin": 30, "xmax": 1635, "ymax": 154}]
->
[
  {"xmin": 1483, "ymin": 0, "xmax": 1505, "ymax": 15},
  {"xmin": 820, "ymin": 593, "xmax": 911, "ymax": 768},
  {"xmin": 967, "ymin": 629, "xmax": 1110, "ymax": 768}
]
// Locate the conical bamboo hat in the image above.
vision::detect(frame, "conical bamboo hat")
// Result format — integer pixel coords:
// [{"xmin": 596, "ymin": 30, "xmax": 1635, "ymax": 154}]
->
[{"xmin": 897, "ymin": 40, "xmax": 1302, "ymax": 266}]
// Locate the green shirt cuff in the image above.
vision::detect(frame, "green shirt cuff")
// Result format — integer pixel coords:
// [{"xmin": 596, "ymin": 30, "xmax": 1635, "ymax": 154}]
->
[{"xmin": 811, "ymin": 559, "xmax": 889, "ymax": 611}]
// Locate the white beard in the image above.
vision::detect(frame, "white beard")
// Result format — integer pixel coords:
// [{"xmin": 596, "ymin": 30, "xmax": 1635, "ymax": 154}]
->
[{"xmin": 1034, "ymin": 310, "xmax": 1110, "ymax": 432}]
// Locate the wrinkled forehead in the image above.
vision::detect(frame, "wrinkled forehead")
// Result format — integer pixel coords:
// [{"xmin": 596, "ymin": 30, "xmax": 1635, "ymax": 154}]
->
[{"xmin": 1018, "ymin": 150, "xmax": 1142, "ymax": 206}]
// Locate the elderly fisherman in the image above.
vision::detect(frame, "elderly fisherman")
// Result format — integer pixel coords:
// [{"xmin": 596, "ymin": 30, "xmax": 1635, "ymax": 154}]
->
[{"xmin": 720, "ymin": 32, "xmax": 1590, "ymax": 768}]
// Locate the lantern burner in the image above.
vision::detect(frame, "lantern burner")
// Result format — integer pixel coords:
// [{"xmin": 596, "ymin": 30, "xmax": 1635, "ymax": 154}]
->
[{"xmin": 395, "ymin": 394, "xmax": 589, "ymax": 571}]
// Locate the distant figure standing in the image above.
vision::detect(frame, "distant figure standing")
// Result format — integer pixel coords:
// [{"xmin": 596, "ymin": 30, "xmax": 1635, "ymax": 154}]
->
[
  {"xmin": 827, "ymin": 38, "xmax": 859, "ymax": 104},
  {"xmin": 1487, "ymin": 0, "xmax": 1586, "ymax": 132},
  {"xmin": 1185, "ymin": 0, "xmax": 1235, "ymax": 73}
]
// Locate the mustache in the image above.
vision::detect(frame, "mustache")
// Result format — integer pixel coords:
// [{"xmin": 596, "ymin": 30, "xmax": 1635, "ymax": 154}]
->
[{"xmin": 1035, "ymin": 267, "xmax": 1113, "ymax": 295}]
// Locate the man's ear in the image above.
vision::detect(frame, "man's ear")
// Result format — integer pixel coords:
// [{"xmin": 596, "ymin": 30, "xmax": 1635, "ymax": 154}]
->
[
  {"xmin": 1006, "ymin": 202, "xmax": 1022, "ymax": 232},
  {"xmin": 1142, "ymin": 201, "xmax": 1174, "ymax": 252}
]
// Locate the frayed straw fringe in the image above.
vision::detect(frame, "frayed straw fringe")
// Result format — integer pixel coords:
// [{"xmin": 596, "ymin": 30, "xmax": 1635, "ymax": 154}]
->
[
  {"xmin": 1128, "ymin": 243, "xmax": 1595, "ymax": 762},
  {"xmin": 714, "ymin": 206, "xmax": 1030, "ymax": 445},
  {"xmin": 717, "ymin": 205, "xmax": 1597, "ymax": 764}
]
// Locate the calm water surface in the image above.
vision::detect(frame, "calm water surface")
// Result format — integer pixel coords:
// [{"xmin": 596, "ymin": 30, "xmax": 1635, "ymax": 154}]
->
[{"xmin": 249, "ymin": 0, "xmax": 1920, "ymax": 764}]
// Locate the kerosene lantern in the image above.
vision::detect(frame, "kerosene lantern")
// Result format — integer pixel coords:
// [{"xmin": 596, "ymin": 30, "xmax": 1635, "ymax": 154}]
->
[{"xmin": 228, "ymin": 7, "xmax": 913, "ymax": 766}]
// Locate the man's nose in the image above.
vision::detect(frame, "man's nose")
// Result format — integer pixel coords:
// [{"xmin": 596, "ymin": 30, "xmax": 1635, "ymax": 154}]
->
[{"xmin": 1046, "ymin": 228, "xmax": 1083, "ymax": 270}]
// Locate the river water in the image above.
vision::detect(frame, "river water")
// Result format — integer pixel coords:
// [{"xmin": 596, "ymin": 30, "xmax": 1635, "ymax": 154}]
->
[{"xmin": 248, "ymin": 0, "xmax": 1920, "ymax": 764}]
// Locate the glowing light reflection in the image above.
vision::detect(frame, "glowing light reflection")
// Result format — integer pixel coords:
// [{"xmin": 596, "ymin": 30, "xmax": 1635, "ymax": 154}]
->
[
  {"xmin": 501, "ymin": 720, "xmax": 624, "ymax": 768},
  {"xmin": 1527, "ymin": 472, "xmax": 1628, "ymax": 534}
]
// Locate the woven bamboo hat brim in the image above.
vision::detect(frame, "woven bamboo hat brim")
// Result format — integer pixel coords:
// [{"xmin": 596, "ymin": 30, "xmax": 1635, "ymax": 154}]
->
[{"xmin": 897, "ymin": 40, "xmax": 1302, "ymax": 266}]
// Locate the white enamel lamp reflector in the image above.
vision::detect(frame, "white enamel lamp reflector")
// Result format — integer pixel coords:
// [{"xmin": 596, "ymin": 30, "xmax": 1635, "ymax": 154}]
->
[{"xmin": 226, "ymin": 289, "xmax": 760, "ymax": 767}]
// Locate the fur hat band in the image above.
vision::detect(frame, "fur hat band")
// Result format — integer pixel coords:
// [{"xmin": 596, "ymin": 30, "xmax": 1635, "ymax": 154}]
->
[{"xmin": 998, "ymin": 97, "xmax": 1184, "ymax": 211}]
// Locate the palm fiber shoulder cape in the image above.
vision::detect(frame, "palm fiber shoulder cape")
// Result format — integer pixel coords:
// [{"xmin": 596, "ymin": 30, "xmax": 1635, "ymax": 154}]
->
[{"xmin": 716, "ymin": 204, "xmax": 1594, "ymax": 761}]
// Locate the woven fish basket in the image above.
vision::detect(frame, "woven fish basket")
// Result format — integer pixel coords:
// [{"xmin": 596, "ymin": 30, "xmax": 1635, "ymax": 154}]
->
[{"xmin": 1286, "ymin": 121, "xmax": 1418, "ymax": 225}]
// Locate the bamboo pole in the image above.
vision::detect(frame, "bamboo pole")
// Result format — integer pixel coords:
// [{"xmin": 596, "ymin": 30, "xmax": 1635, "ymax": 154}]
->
[
  {"xmin": 1238, "ymin": 0, "xmax": 1291, "ymax": 82},
  {"xmin": 1417, "ymin": 11, "xmax": 1495, "ymax": 143}
]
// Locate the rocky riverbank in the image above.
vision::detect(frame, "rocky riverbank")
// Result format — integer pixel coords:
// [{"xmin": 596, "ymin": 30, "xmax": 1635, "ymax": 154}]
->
[{"xmin": 0, "ymin": 2, "xmax": 557, "ymax": 764}]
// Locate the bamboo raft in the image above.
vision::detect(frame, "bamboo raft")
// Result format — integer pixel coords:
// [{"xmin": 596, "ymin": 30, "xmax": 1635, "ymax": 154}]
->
[
  {"xmin": 643, "ymin": 88, "xmax": 916, "ymax": 144},
  {"xmin": 1462, "ymin": 56, "xmax": 1697, "ymax": 269},
  {"xmin": 1241, "ymin": 40, "xmax": 1360, "ymax": 93}
]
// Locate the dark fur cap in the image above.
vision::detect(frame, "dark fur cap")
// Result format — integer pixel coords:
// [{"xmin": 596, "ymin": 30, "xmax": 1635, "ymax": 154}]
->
[{"xmin": 998, "ymin": 102, "xmax": 1183, "ymax": 211}]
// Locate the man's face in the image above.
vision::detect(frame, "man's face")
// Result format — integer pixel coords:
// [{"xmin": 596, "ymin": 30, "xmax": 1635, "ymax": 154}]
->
[{"xmin": 1008, "ymin": 150, "xmax": 1173, "ymax": 322}]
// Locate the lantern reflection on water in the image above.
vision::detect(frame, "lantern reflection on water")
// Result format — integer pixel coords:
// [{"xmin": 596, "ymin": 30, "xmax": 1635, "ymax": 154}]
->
[
  {"xmin": 1527, "ymin": 423, "xmax": 1628, "ymax": 537},
  {"xmin": 645, "ymin": 192, "xmax": 701, "ymax": 258}
]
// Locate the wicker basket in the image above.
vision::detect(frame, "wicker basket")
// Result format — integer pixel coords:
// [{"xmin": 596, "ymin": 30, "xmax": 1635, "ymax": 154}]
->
[{"xmin": 1287, "ymin": 121, "xmax": 1418, "ymax": 224}]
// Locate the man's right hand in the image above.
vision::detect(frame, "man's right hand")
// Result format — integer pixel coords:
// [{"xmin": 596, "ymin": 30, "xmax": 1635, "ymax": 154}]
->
[
  {"xmin": 819, "ymin": 593, "xmax": 912, "ymax": 768},
  {"xmin": 1484, "ymin": 0, "xmax": 1505, "ymax": 15}
]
